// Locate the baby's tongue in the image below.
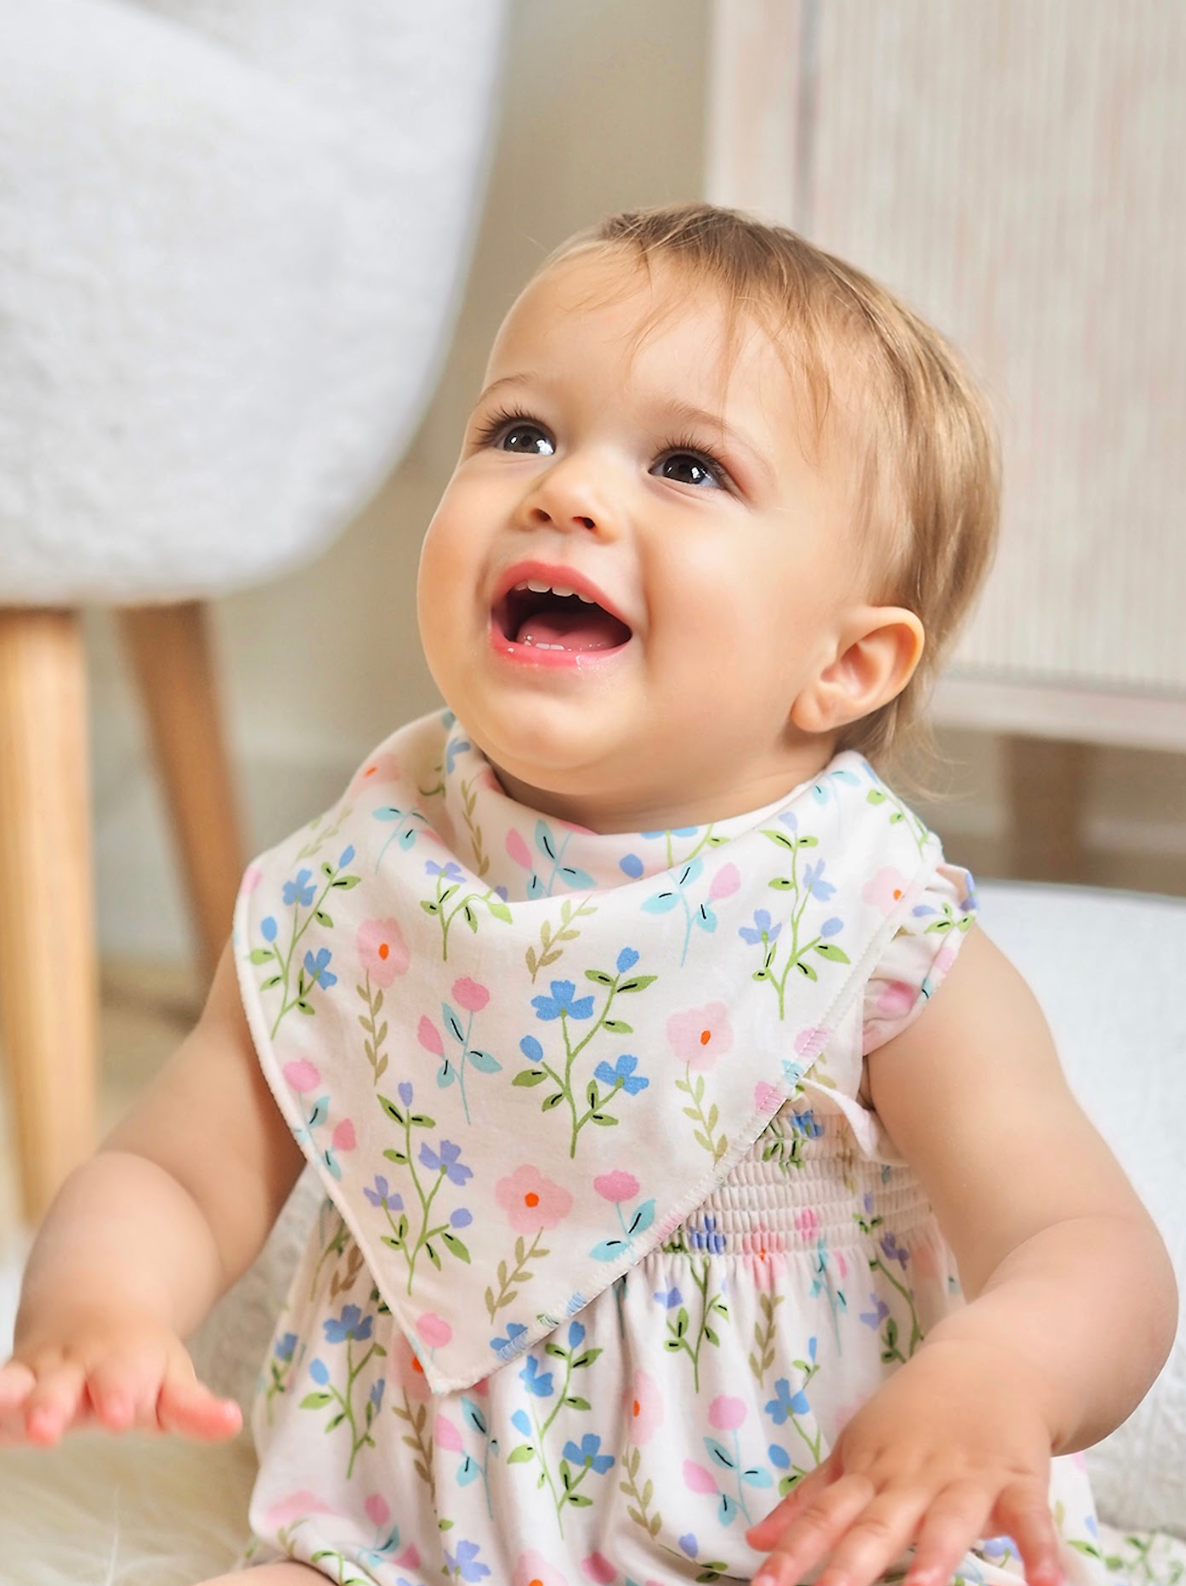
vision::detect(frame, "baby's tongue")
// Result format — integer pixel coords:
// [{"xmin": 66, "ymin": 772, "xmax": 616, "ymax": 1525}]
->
[{"xmin": 518, "ymin": 607, "xmax": 626, "ymax": 651}]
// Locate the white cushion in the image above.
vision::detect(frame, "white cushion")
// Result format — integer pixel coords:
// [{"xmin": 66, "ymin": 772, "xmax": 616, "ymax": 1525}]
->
[{"xmin": 0, "ymin": 0, "xmax": 506, "ymax": 602}]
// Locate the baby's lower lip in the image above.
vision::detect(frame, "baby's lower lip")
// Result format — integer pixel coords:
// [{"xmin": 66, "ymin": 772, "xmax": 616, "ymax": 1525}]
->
[{"xmin": 488, "ymin": 629, "xmax": 630, "ymax": 669}]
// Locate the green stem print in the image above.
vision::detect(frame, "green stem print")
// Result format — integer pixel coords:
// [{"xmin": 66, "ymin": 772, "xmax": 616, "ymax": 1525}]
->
[
  {"xmin": 764, "ymin": 1344, "xmax": 823, "ymax": 1493},
  {"xmin": 620, "ymin": 1443, "xmax": 663, "ymax": 1541},
  {"xmin": 742, "ymin": 828, "xmax": 851, "ymax": 1020},
  {"xmin": 505, "ymin": 1326, "xmax": 608, "ymax": 1538},
  {"xmin": 512, "ymin": 950, "xmax": 657, "ymax": 1158},
  {"xmin": 249, "ymin": 847, "xmax": 362, "ymax": 1039},
  {"xmin": 299, "ymin": 1311, "xmax": 386, "ymax": 1480},
  {"xmin": 747, "ymin": 1289, "xmax": 785, "ymax": 1387},
  {"xmin": 677, "ymin": 1063, "xmax": 729, "ymax": 1164},
  {"xmin": 525, "ymin": 897, "xmax": 599, "ymax": 982},
  {"xmin": 392, "ymin": 1387, "xmax": 437, "ymax": 1506},
  {"xmin": 856, "ymin": 1204, "xmax": 923, "ymax": 1360},
  {"xmin": 662, "ymin": 1257, "xmax": 729, "ymax": 1393},
  {"xmin": 357, "ymin": 971, "xmax": 389, "ymax": 1084},
  {"xmin": 419, "ymin": 862, "xmax": 512, "ymax": 961},
  {"xmin": 485, "ymin": 1229, "xmax": 549, "ymax": 1323},
  {"xmin": 759, "ymin": 1105, "xmax": 824, "ymax": 1173},
  {"xmin": 374, "ymin": 1085, "xmax": 473, "ymax": 1295},
  {"xmin": 865, "ymin": 784, "xmax": 930, "ymax": 854},
  {"xmin": 459, "ymin": 775, "xmax": 490, "ymax": 878}
]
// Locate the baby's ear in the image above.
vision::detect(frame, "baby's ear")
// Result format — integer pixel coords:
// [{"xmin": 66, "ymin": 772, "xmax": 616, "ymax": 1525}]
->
[{"xmin": 790, "ymin": 605, "xmax": 925, "ymax": 736}]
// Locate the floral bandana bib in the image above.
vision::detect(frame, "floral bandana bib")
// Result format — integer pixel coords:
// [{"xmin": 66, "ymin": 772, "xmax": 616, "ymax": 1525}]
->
[{"xmin": 235, "ymin": 711, "xmax": 946, "ymax": 1394}]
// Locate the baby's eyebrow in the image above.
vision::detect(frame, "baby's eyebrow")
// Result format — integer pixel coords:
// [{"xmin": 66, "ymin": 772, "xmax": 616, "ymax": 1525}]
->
[
  {"xmin": 660, "ymin": 399, "xmax": 774, "ymax": 490},
  {"xmin": 474, "ymin": 372, "xmax": 538, "ymax": 408}
]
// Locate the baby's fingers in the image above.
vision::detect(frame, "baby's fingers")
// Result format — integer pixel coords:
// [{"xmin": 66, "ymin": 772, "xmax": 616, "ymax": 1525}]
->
[
  {"xmin": 157, "ymin": 1366, "xmax": 242, "ymax": 1442},
  {"xmin": 903, "ymin": 1481, "xmax": 993, "ymax": 1586},
  {"xmin": 20, "ymin": 1359, "xmax": 88, "ymax": 1445},
  {"xmin": 750, "ymin": 1474, "xmax": 878, "ymax": 1586},
  {"xmin": 0, "ymin": 1358, "xmax": 37, "ymax": 1417},
  {"xmin": 992, "ymin": 1482, "xmax": 1065, "ymax": 1586}
]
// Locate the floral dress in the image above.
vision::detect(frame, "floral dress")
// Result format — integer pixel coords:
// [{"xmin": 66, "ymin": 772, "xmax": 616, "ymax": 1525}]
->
[{"xmin": 233, "ymin": 712, "xmax": 1178, "ymax": 1586}]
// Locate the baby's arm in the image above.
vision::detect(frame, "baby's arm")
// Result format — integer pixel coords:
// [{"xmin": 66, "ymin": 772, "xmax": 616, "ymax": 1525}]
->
[
  {"xmin": 747, "ymin": 927, "xmax": 1178, "ymax": 1586},
  {"xmin": 0, "ymin": 944, "xmax": 305, "ymax": 1446}
]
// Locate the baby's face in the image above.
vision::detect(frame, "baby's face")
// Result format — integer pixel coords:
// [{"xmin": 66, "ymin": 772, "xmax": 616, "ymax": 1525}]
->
[{"xmin": 417, "ymin": 249, "xmax": 866, "ymax": 831}]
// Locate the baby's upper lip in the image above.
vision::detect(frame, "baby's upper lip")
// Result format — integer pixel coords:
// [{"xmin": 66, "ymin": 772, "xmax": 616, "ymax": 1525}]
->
[{"xmin": 491, "ymin": 560, "xmax": 632, "ymax": 629}]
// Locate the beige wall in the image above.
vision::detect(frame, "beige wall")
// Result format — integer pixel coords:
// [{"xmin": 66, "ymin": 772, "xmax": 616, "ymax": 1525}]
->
[{"xmin": 86, "ymin": 0, "xmax": 1184, "ymax": 962}]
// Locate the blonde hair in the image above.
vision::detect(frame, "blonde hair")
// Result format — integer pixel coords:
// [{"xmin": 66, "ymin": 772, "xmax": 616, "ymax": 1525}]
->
[{"xmin": 544, "ymin": 203, "xmax": 1000, "ymax": 767}]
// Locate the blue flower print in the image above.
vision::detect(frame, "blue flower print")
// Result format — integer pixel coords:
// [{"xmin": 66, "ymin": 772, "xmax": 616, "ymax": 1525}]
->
[
  {"xmin": 369, "ymin": 1378, "xmax": 386, "ymax": 1413},
  {"xmin": 654, "ymin": 1285, "xmax": 683, "ymax": 1309},
  {"xmin": 323, "ymin": 1304, "xmax": 373, "ymax": 1344},
  {"xmin": 511, "ymin": 1408, "xmax": 532, "ymax": 1436},
  {"xmin": 419, "ymin": 1139, "xmax": 473, "ymax": 1186},
  {"xmin": 519, "ymin": 1354, "xmax": 554, "ymax": 1398},
  {"xmin": 778, "ymin": 810, "xmax": 799, "ymax": 832},
  {"xmin": 445, "ymin": 1538, "xmax": 491, "ymax": 1583},
  {"xmin": 260, "ymin": 915, "xmax": 278, "ymax": 943},
  {"xmin": 820, "ymin": 916, "xmax": 843, "ymax": 937},
  {"xmin": 519, "ymin": 1035, "xmax": 543, "ymax": 1063},
  {"xmin": 688, "ymin": 1214, "xmax": 726, "ymax": 1254},
  {"xmin": 451, "ymin": 1207, "xmax": 473, "ymax": 1228},
  {"xmin": 531, "ymin": 980, "xmax": 595, "ymax": 1022},
  {"xmin": 274, "ymin": 1331, "xmax": 297, "ymax": 1363},
  {"xmin": 309, "ymin": 1358, "xmax": 329, "ymax": 1385},
  {"xmin": 593, "ymin": 1053, "xmax": 650, "ymax": 1095},
  {"xmin": 620, "ymin": 853, "xmax": 645, "ymax": 878},
  {"xmin": 303, "ymin": 946, "xmax": 337, "ymax": 989},
  {"xmin": 364, "ymin": 1175, "xmax": 403, "ymax": 1210},
  {"xmin": 765, "ymin": 1377, "xmax": 810, "ymax": 1423},
  {"xmin": 426, "ymin": 859, "xmax": 465, "ymax": 883},
  {"xmin": 445, "ymin": 734, "xmax": 471, "ymax": 775},
  {"xmin": 739, "ymin": 909, "xmax": 781, "ymax": 946},
  {"xmin": 802, "ymin": 859, "xmax": 836, "ymax": 902},
  {"xmin": 282, "ymin": 868, "xmax": 316, "ymax": 907},
  {"xmin": 616, "ymin": 946, "xmax": 640, "ymax": 973},
  {"xmin": 491, "ymin": 1321, "xmax": 528, "ymax": 1356},
  {"xmin": 562, "ymin": 1433, "xmax": 614, "ymax": 1475}
]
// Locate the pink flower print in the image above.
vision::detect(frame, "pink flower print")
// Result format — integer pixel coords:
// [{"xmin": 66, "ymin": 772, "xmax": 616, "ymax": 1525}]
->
[
  {"xmin": 876, "ymin": 980, "xmax": 916, "ymax": 1019},
  {"xmin": 418, "ymin": 1015, "xmax": 444, "ymax": 1056},
  {"xmin": 357, "ymin": 917, "xmax": 410, "ymax": 985},
  {"xmin": 514, "ymin": 1550, "xmax": 569, "ymax": 1586},
  {"xmin": 365, "ymin": 1493, "xmax": 391, "ymax": 1529},
  {"xmin": 496, "ymin": 1165, "xmax": 574, "ymax": 1232},
  {"xmin": 283, "ymin": 1059, "xmax": 321, "ymax": 1094},
  {"xmin": 351, "ymin": 751, "xmax": 401, "ymax": 791},
  {"xmin": 397, "ymin": 1546, "xmax": 422, "ymax": 1570},
  {"xmin": 626, "ymin": 1368, "xmax": 663, "ymax": 1446},
  {"xmin": 667, "ymin": 1004, "xmax": 733, "ymax": 1072},
  {"xmin": 331, "ymin": 1119, "xmax": 356, "ymax": 1152},
  {"xmin": 708, "ymin": 862, "xmax": 740, "ymax": 901},
  {"xmin": 793, "ymin": 1026, "xmax": 829, "ymax": 1058},
  {"xmin": 241, "ymin": 864, "xmax": 263, "ymax": 895},
  {"xmin": 452, "ymin": 976, "xmax": 490, "ymax": 1013},
  {"xmin": 754, "ymin": 1080, "xmax": 781, "ymax": 1113},
  {"xmin": 795, "ymin": 1207, "xmax": 819, "ymax": 1237},
  {"xmin": 707, "ymin": 1394, "xmax": 747, "ymax": 1431},
  {"xmin": 594, "ymin": 1169, "xmax": 639, "ymax": 1203},
  {"xmin": 417, "ymin": 1312, "xmax": 452, "ymax": 1351},
  {"xmin": 931, "ymin": 938, "xmax": 959, "ymax": 980},
  {"xmin": 581, "ymin": 1554, "xmax": 617, "ymax": 1586},
  {"xmin": 506, "ymin": 828, "xmax": 533, "ymax": 869},
  {"xmin": 264, "ymin": 1489, "xmax": 334, "ymax": 1528},
  {"xmin": 862, "ymin": 866, "xmax": 910, "ymax": 916},
  {"xmin": 683, "ymin": 1459, "xmax": 718, "ymax": 1495},
  {"xmin": 435, "ymin": 1413, "xmax": 465, "ymax": 1453}
]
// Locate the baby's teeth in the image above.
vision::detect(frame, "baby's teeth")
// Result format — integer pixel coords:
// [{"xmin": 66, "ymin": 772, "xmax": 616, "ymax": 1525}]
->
[
  {"xmin": 551, "ymin": 583, "xmax": 574, "ymax": 598},
  {"xmin": 577, "ymin": 591, "xmax": 595, "ymax": 603},
  {"xmin": 526, "ymin": 578, "xmax": 551, "ymax": 593}
]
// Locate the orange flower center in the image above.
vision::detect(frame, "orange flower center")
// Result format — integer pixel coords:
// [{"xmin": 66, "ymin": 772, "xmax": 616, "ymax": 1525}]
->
[
  {"xmin": 364, "ymin": 764, "xmax": 377, "ymax": 777},
  {"xmin": 529, "ymin": 1578, "xmax": 544, "ymax": 1586},
  {"xmin": 632, "ymin": 1398, "xmax": 641, "ymax": 1416},
  {"xmin": 699, "ymin": 1029, "xmax": 711, "ymax": 1045},
  {"xmin": 378, "ymin": 942, "xmax": 389, "ymax": 959},
  {"xmin": 412, "ymin": 1354, "xmax": 424, "ymax": 1375},
  {"xmin": 525, "ymin": 1191, "xmax": 540, "ymax": 1207},
  {"xmin": 893, "ymin": 888, "xmax": 903, "ymax": 900}
]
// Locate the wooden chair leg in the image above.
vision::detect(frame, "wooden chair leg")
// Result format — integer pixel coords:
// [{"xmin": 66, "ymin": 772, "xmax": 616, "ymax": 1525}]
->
[
  {"xmin": 118, "ymin": 601, "xmax": 245, "ymax": 987},
  {"xmin": 0, "ymin": 608, "xmax": 98, "ymax": 1225}
]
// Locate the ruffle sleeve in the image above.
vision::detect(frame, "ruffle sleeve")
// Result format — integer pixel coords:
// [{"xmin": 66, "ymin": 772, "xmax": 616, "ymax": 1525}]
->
[{"xmin": 861, "ymin": 860, "xmax": 978, "ymax": 1055}]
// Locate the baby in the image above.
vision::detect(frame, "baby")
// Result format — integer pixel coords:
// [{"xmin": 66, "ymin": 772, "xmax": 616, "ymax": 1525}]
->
[{"xmin": 1, "ymin": 204, "xmax": 1178, "ymax": 1586}]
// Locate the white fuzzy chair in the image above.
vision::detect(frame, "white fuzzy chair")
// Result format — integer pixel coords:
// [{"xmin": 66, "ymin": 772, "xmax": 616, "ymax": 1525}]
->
[
  {"xmin": 0, "ymin": 0, "xmax": 507, "ymax": 1222},
  {"xmin": 0, "ymin": 879, "xmax": 1183, "ymax": 1581}
]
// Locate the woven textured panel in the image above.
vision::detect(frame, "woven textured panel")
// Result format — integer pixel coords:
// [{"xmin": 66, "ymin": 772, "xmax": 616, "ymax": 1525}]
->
[{"xmin": 708, "ymin": 0, "xmax": 1186, "ymax": 696}]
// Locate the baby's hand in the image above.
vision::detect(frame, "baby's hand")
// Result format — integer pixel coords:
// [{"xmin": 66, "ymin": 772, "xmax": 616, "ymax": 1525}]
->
[
  {"xmin": 0, "ymin": 1313, "xmax": 242, "ymax": 1447},
  {"xmin": 745, "ymin": 1339, "xmax": 1063, "ymax": 1586}
]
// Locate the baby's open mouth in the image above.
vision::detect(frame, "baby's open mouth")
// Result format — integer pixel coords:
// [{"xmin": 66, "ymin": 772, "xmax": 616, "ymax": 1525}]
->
[{"xmin": 493, "ymin": 579, "xmax": 632, "ymax": 653}]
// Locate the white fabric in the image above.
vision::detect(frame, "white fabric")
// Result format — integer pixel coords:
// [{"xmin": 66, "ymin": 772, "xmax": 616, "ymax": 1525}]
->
[{"xmin": 0, "ymin": 0, "xmax": 507, "ymax": 602}]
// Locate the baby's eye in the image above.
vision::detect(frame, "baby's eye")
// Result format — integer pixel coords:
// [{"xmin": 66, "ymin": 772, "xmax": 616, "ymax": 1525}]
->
[
  {"xmin": 493, "ymin": 420, "xmax": 555, "ymax": 456},
  {"xmin": 653, "ymin": 450, "xmax": 724, "ymax": 489}
]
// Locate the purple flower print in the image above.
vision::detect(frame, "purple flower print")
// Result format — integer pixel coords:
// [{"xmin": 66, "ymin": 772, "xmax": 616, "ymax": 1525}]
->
[
  {"xmin": 860, "ymin": 1294, "xmax": 890, "ymax": 1329},
  {"xmin": 425, "ymin": 859, "xmax": 465, "ymax": 883},
  {"xmin": 879, "ymin": 1232, "xmax": 910, "ymax": 1270},
  {"xmin": 398, "ymin": 1080, "xmax": 413, "ymax": 1107},
  {"xmin": 445, "ymin": 1539, "xmax": 491, "ymax": 1583},
  {"xmin": 364, "ymin": 1175, "xmax": 403, "ymax": 1210},
  {"xmin": 283, "ymin": 868, "xmax": 317, "ymax": 907},
  {"xmin": 419, "ymin": 1139, "xmax": 473, "ymax": 1186},
  {"xmin": 323, "ymin": 1304, "xmax": 373, "ymax": 1344},
  {"xmin": 820, "ymin": 917, "xmax": 843, "ymax": 937},
  {"xmin": 451, "ymin": 1207, "xmax": 473, "ymax": 1228},
  {"xmin": 654, "ymin": 1285, "xmax": 683, "ymax": 1308},
  {"xmin": 531, "ymin": 980, "xmax": 595, "ymax": 1022},
  {"xmin": 802, "ymin": 859, "xmax": 836, "ymax": 901},
  {"xmin": 739, "ymin": 908, "xmax": 781, "ymax": 946}
]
